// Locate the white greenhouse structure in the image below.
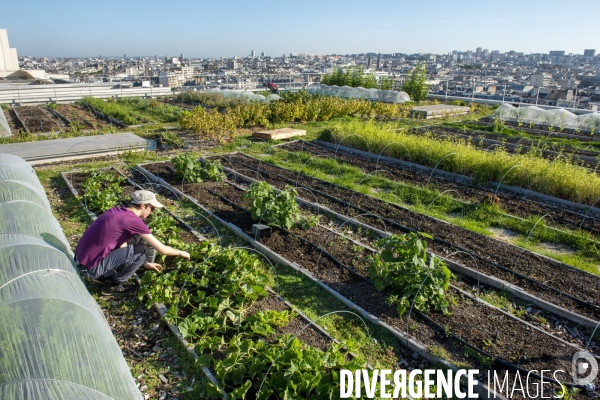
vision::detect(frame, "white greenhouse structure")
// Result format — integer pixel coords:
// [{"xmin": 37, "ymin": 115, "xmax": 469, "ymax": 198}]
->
[{"xmin": 0, "ymin": 154, "xmax": 142, "ymax": 399}]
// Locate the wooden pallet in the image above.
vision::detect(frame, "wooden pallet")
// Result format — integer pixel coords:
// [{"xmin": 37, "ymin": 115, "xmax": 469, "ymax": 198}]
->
[{"xmin": 252, "ymin": 128, "xmax": 306, "ymax": 141}]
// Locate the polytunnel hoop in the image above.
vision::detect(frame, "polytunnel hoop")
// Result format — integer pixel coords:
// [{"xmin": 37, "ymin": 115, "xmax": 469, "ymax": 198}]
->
[
  {"xmin": 0, "ymin": 269, "xmax": 77, "ymax": 291},
  {"xmin": 0, "ymin": 378, "xmax": 116, "ymax": 400}
]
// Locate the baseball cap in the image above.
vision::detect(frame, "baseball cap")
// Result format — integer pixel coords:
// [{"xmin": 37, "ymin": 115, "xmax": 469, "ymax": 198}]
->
[{"xmin": 131, "ymin": 190, "xmax": 164, "ymax": 208}]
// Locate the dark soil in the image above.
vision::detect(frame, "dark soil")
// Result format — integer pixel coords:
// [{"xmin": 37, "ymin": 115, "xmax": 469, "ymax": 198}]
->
[
  {"xmin": 67, "ymin": 168, "xmax": 341, "ymax": 357},
  {"xmin": 55, "ymin": 104, "xmax": 111, "ymax": 130},
  {"xmin": 281, "ymin": 140, "xmax": 600, "ymax": 235},
  {"xmin": 136, "ymin": 160, "xmax": 595, "ymax": 396},
  {"xmin": 214, "ymin": 153, "xmax": 600, "ymax": 322},
  {"xmin": 13, "ymin": 105, "xmax": 65, "ymax": 133},
  {"xmin": 3, "ymin": 108, "xmax": 24, "ymax": 132}
]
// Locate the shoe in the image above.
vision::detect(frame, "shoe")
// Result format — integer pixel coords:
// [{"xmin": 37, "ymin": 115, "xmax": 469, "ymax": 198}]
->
[{"xmin": 102, "ymin": 282, "xmax": 137, "ymax": 296}]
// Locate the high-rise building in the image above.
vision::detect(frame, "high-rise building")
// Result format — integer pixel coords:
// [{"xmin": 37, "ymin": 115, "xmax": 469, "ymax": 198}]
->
[
  {"xmin": 0, "ymin": 29, "xmax": 19, "ymax": 72},
  {"xmin": 180, "ymin": 53, "xmax": 184, "ymax": 61},
  {"xmin": 124, "ymin": 53, "xmax": 127, "ymax": 60},
  {"xmin": 584, "ymin": 49, "xmax": 596, "ymax": 57},
  {"xmin": 251, "ymin": 50, "xmax": 256, "ymax": 57},
  {"xmin": 476, "ymin": 47, "xmax": 482, "ymax": 58},
  {"xmin": 549, "ymin": 50, "xmax": 565, "ymax": 57}
]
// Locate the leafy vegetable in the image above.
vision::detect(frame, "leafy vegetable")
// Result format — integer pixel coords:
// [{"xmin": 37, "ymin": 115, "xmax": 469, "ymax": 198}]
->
[
  {"xmin": 243, "ymin": 181, "xmax": 316, "ymax": 230},
  {"xmin": 172, "ymin": 153, "xmax": 226, "ymax": 183},
  {"xmin": 368, "ymin": 232, "xmax": 453, "ymax": 316},
  {"xmin": 81, "ymin": 169, "xmax": 126, "ymax": 213},
  {"xmin": 78, "ymin": 169, "xmax": 363, "ymax": 398}
]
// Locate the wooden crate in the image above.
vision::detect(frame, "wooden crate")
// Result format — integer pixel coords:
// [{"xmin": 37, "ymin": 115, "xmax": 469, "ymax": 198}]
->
[{"xmin": 252, "ymin": 128, "xmax": 306, "ymax": 141}]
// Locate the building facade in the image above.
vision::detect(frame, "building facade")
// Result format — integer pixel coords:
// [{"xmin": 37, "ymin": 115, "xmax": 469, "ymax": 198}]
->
[{"xmin": 0, "ymin": 29, "xmax": 19, "ymax": 72}]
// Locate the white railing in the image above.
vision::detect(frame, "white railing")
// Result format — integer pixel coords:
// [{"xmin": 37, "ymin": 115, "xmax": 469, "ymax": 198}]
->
[{"xmin": 0, "ymin": 83, "xmax": 172, "ymax": 105}]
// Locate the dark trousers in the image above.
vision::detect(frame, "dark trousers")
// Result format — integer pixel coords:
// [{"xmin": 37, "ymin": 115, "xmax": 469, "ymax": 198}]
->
[{"xmin": 85, "ymin": 244, "xmax": 147, "ymax": 283}]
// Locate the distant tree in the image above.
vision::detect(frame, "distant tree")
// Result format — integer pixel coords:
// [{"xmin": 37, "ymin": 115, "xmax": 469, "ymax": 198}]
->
[
  {"xmin": 321, "ymin": 67, "xmax": 390, "ymax": 90},
  {"xmin": 362, "ymin": 73, "xmax": 378, "ymax": 89},
  {"xmin": 380, "ymin": 77, "xmax": 395, "ymax": 90},
  {"xmin": 350, "ymin": 67, "xmax": 364, "ymax": 87},
  {"xmin": 403, "ymin": 64, "xmax": 428, "ymax": 101}
]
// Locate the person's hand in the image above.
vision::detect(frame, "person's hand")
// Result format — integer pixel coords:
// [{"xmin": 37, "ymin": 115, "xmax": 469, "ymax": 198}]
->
[
  {"xmin": 178, "ymin": 251, "xmax": 190, "ymax": 260},
  {"xmin": 144, "ymin": 262, "xmax": 162, "ymax": 272},
  {"xmin": 119, "ymin": 242, "xmax": 128, "ymax": 248}
]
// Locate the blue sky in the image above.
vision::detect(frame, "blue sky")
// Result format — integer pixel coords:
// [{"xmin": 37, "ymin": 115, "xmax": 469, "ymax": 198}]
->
[{"xmin": 4, "ymin": 0, "xmax": 599, "ymax": 58}]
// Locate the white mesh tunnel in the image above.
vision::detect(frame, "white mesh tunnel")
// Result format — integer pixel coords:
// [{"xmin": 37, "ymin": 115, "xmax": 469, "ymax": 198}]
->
[
  {"xmin": 307, "ymin": 84, "xmax": 410, "ymax": 103},
  {"xmin": 0, "ymin": 154, "xmax": 142, "ymax": 400},
  {"xmin": 492, "ymin": 104, "xmax": 600, "ymax": 131},
  {"xmin": 0, "ymin": 109, "xmax": 11, "ymax": 137}
]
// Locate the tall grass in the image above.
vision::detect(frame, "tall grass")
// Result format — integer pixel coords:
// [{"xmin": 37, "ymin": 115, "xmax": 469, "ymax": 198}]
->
[
  {"xmin": 117, "ymin": 98, "xmax": 181, "ymax": 123},
  {"xmin": 319, "ymin": 120, "xmax": 600, "ymax": 205},
  {"xmin": 80, "ymin": 97, "xmax": 139, "ymax": 125}
]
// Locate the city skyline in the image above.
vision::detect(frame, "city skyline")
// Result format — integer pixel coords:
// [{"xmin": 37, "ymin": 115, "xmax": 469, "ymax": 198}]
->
[{"xmin": 4, "ymin": 0, "xmax": 600, "ymax": 58}]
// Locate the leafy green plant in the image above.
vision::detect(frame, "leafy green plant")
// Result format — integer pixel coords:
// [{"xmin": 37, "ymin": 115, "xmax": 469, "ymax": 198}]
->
[
  {"xmin": 368, "ymin": 232, "xmax": 452, "ymax": 316},
  {"xmin": 81, "ymin": 170, "xmax": 126, "ymax": 212},
  {"xmin": 555, "ymin": 383, "xmax": 580, "ymax": 400},
  {"xmin": 172, "ymin": 154, "xmax": 226, "ymax": 183},
  {"xmin": 463, "ymin": 346, "xmax": 494, "ymax": 368},
  {"xmin": 202, "ymin": 334, "xmax": 363, "ymax": 400},
  {"xmin": 320, "ymin": 119, "xmax": 600, "ymax": 204},
  {"xmin": 403, "ymin": 64, "xmax": 428, "ymax": 102},
  {"xmin": 79, "ymin": 97, "xmax": 139, "ymax": 125},
  {"xmin": 321, "ymin": 66, "xmax": 379, "ymax": 89},
  {"xmin": 146, "ymin": 210, "xmax": 179, "ymax": 242},
  {"xmin": 160, "ymin": 130, "xmax": 184, "ymax": 148},
  {"xmin": 76, "ymin": 168, "xmax": 365, "ymax": 398},
  {"xmin": 243, "ymin": 182, "xmax": 311, "ymax": 230}
]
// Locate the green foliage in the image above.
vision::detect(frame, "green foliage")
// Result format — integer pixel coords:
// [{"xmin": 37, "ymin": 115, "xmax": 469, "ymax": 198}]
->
[
  {"xmin": 172, "ymin": 153, "xmax": 226, "ymax": 183},
  {"xmin": 117, "ymin": 97, "xmax": 181, "ymax": 123},
  {"xmin": 368, "ymin": 232, "xmax": 452, "ymax": 316},
  {"xmin": 380, "ymin": 76, "xmax": 395, "ymax": 90},
  {"xmin": 203, "ymin": 335, "xmax": 363, "ymax": 400},
  {"xmin": 81, "ymin": 169, "xmax": 126, "ymax": 213},
  {"xmin": 320, "ymin": 119, "xmax": 600, "ymax": 205},
  {"xmin": 146, "ymin": 210, "xmax": 179, "ymax": 243},
  {"xmin": 243, "ymin": 182, "xmax": 298, "ymax": 230},
  {"xmin": 136, "ymin": 214, "xmax": 362, "ymax": 398},
  {"xmin": 79, "ymin": 97, "xmax": 139, "ymax": 125},
  {"xmin": 403, "ymin": 64, "xmax": 429, "ymax": 102},
  {"xmin": 159, "ymin": 130, "xmax": 184, "ymax": 148},
  {"xmin": 321, "ymin": 66, "xmax": 379, "ymax": 89},
  {"xmin": 463, "ymin": 346, "xmax": 495, "ymax": 368},
  {"xmin": 178, "ymin": 92, "xmax": 412, "ymax": 140}
]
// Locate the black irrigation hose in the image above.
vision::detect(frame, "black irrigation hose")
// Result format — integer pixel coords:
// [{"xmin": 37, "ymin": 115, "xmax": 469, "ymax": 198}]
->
[
  {"xmin": 297, "ymin": 235, "xmax": 579, "ymax": 390},
  {"xmin": 414, "ymin": 309, "xmax": 581, "ymax": 390},
  {"xmin": 287, "ymin": 141, "xmax": 600, "ymax": 235},
  {"xmin": 222, "ymin": 155, "xmax": 600, "ymax": 317},
  {"xmin": 80, "ymin": 101, "xmax": 126, "ymax": 128},
  {"xmin": 177, "ymin": 168, "xmax": 587, "ymax": 390}
]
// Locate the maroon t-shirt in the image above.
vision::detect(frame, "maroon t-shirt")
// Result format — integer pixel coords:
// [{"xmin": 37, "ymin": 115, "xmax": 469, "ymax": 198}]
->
[{"xmin": 76, "ymin": 207, "xmax": 150, "ymax": 269}]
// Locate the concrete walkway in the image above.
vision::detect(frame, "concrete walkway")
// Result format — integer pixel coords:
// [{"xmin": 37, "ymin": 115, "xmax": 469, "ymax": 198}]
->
[{"xmin": 0, "ymin": 132, "xmax": 147, "ymax": 164}]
